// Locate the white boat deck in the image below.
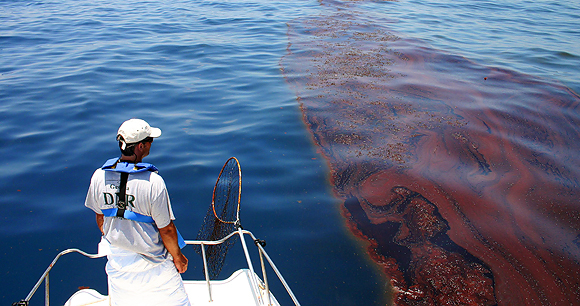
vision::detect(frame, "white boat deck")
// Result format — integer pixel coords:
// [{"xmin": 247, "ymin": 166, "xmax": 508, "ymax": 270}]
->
[
  {"xmin": 185, "ymin": 269, "xmax": 279, "ymax": 306},
  {"xmin": 64, "ymin": 269, "xmax": 280, "ymax": 306}
]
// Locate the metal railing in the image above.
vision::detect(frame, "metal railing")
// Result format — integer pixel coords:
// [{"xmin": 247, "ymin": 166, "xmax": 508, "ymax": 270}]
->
[
  {"xmin": 13, "ymin": 249, "xmax": 106, "ymax": 306},
  {"xmin": 184, "ymin": 228, "xmax": 301, "ymax": 306},
  {"xmin": 14, "ymin": 229, "xmax": 300, "ymax": 306}
]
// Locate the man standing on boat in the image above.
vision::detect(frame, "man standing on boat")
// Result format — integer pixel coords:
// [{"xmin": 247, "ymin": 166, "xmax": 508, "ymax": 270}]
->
[{"xmin": 85, "ymin": 118, "xmax": 191, "ymax": 306}]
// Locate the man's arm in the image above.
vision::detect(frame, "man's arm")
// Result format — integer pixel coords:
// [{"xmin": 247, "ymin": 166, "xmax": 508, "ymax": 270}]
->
[
  {"xmin": 96, "ymin": 213, "xmax": 104, "ymax": 235},
  {"xmin": 159, "ymin": 221, "xmax": 188, "ymax": 273}
]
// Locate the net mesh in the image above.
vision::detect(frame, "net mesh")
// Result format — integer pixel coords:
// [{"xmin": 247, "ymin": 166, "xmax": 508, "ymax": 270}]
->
[{"xmin": 195, "ymin": 157, "xmax": 241, "ymax": 279}]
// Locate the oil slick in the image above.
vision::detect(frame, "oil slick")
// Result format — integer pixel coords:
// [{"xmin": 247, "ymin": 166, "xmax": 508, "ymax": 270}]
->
[{"xmin": 281, "ymin": 2, "xmax": 580, "ymax": 305}]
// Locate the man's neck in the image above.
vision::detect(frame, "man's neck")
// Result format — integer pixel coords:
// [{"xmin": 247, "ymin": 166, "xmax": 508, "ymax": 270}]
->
[{"xmin": 119, "ymin": 155, "xmax": 142, "ymax": 163}]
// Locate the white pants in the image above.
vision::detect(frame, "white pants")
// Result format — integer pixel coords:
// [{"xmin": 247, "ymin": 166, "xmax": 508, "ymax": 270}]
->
[{"xmin": 106, "ymin": 250, "xmax": 191, "ymax": 306}]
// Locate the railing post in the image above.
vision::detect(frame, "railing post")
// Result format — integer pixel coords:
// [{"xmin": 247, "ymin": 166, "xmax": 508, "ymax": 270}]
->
[
  {"xmin": 258, "ymin": 249, "xmax": 272, "ymax": 306},
  {"xmin": 255, "ymin": 242, "xmax": 301, "ymax": 306},
  {"xmin": 45, "ymin": 273, "xmax": 49, "ymax": 306},
  {"xmin": 238, "ymin": 229, "xmax": 263, "ymax": 305},
  {"xmin": 200, "ymin": 243, "xmax": 213, "ymax": 302}
]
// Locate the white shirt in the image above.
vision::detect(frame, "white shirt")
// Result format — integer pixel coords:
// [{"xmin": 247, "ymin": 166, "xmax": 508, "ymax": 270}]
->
[{"xmin": 85, "ymin": 168, "xmax": 175, "ymax": 263}]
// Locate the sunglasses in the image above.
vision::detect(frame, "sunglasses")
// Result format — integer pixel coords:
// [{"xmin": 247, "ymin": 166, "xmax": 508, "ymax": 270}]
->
[{"xmin": 140, "ymin": 137, "xmax": 154, "ymax": 143}]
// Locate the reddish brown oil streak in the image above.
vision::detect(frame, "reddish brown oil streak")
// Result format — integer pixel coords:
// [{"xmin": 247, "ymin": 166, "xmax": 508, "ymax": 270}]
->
[{"xmin": 281, "ymin": 4, "xmax": 580, "ymax": 306}]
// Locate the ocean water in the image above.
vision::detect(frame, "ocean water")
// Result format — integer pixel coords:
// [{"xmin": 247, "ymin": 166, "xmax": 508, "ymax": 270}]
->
[{"xmin": 1, "ymin": 0, "xmax": 579, "ymax": 305}]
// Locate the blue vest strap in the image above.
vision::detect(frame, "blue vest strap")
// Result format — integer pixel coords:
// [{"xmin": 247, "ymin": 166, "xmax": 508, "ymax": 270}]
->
[
  {"xmin": 102, "ymin": 208, "xmax": 186, "ymax": 249},
  {"xmin": 102, "ymin": 208, "xmax": 154, "ymax": 223},
  {"xmin": 176, "ymin": 228, "xmax": 186, "ymax": 249}
]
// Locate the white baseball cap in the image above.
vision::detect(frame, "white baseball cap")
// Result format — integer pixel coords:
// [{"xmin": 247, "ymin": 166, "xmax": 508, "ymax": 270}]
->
[{"xmin": 117, "ymin": 119, "xmax": 162, "ymax": 149}]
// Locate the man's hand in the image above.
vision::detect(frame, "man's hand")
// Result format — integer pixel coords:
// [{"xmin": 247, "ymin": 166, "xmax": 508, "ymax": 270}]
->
[
  {"xmin": 96, "ymin": 213, "xmax": 104, "ymax": 235},
  {"xmin": 173, "ymin": 253, "xmax": 188, "ymax": 273}
]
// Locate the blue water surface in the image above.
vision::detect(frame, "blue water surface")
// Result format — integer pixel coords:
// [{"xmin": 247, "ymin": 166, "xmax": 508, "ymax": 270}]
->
[
  {"xmin": 364, "ymin": 0, "xmax": 580, "ymax": 92},
  {"xmin": 1, "ymin": 0, "xmax": 579, "ymax": 305},
  {"xmin": 1, "ymin": 0, "xmax": 386, "ymax": 305}
]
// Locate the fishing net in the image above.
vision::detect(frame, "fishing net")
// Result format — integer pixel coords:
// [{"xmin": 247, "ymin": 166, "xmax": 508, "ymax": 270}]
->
[{"xmin": 195, "ymin": 157, "xmax": 242, "ymax": 279}]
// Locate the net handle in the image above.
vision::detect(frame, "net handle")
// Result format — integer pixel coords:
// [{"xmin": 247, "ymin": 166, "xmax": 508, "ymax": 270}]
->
[{"xmin": 211, "ymin": 156, "xmax": 241, "ymax": 224}]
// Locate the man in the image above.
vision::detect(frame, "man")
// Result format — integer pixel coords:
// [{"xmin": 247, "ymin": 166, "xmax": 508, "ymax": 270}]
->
[{"xmin": 85, "ymin": 119, "xmax": 191, "ymax": 305}]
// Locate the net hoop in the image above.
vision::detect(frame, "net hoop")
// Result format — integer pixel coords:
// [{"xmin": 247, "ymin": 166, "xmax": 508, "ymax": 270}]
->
[{"xmin": 211, "ymin": 156, "xmax": 241, "ymax": 225}]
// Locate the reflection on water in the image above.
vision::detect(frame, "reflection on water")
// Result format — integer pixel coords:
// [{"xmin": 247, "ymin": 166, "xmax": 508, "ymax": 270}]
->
[{"xmin": 282, "ymin": 3, "xmax": 580, "ymax": 305}]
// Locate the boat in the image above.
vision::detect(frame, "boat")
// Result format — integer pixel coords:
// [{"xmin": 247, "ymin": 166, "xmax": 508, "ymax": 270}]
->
[
  {"xmin": 13, "ymin": 227, "xmax": 300, "ymax": 306},
  {"xmin": 13, "ymin": 157, "xmax": 301, "ymax": 306}
]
